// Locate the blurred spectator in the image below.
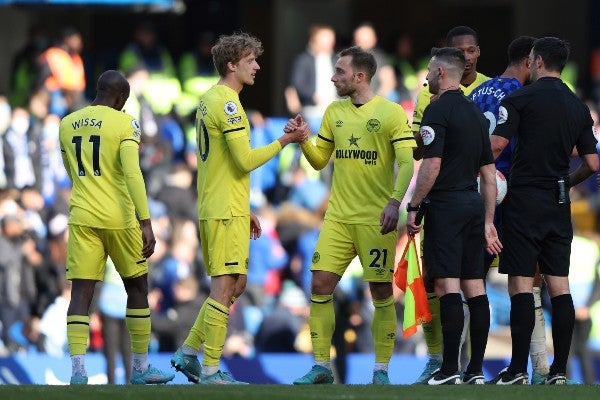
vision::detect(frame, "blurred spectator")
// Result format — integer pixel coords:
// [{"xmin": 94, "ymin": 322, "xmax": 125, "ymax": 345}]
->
[
  {"xmin": 40, "ymin": 113, "xmax": 69, "ymax": 206},
  {"xmin": 119, "ymin": 21, "xmax": 180, "ymax": 116},
  {"xmin": 38, "ymin": 279, "xmax": 70, "ymax": 357},
  {"xmin": 177, "ymin": 31, "xmax": 219, "ymax": 118},
  {"xmin": 9, "ymin": 25, "xmax": 49, "ymax": 108},
  {"xmin": 38, "ymin": 26, "xmax": 86, "ymax": 117},
  {"xmin": 3, "ymin": 107, "xmax": 35, "ymax": 189},
  {"xmin": 285, "ymin": 24, "xmax": 338, "ymax": 133},
  {"xmin": 155, "ymin": 164, "xmax": 197, "ymax": 221},
  {"xmin": 98, "ymin": 258, "xmax": 131, "ymax": 384},
  {"xmin": 0, "ymin": 212, "xmax": 40, "ymax": 352},
  {"xmin": 567, "ymin": 233, "xmax": 600, "ymax": 383},
  {"xmin": 246, "ymin": 205, "xmax": 289, "ymax": 311},
  {"xmin": 150, "ymin": 276, "xmax": 207, "ymax": 352},
  {"xmin": 389, "ymin": 32, "xmax": 419, "ymax": 102},
  {"xmin": 151, "ymin": 218, "xmax": 197, "ymax": 312},
  {"xmin": 353, "ymin": 22, "xmax": 398, "ymax": 102},
  {"xmin": 255, "ymin": 281, "xmax": 309, "ymax": 352}
]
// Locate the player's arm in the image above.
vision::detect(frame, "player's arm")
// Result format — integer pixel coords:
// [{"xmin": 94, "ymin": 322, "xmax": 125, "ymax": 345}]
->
[
  {"xmin": 121, "ymin": 140, "xmax": 155, "ymax": 258},
  {"xmin": 121, "ymin": 140, "xmax": 150, "ymax": 220},
  {"xmin": 300, "ymin": 136, "xmax": 334, "ymax": 171},
  {"xmin": 60, "ymin": 147, "xmax": 74, "ymax": 181},
  {"xmin": 380, "ymin": 146, "xmax": 414, "ymax": 234},
  {"xmin": 411, "ymin": 87, "xmax": 434, "ymax": 161},
  {"xmin": 479, "ymin": 162, "xmax": 502, "ymax": 255},
  {"xmin": 227, "ymin": 125, "xmax": 307, "ymax": 173},
  {"xmin": 491, "ymin": 102, "xmax": 517, "ymax": 159},
  {"xmin": 227, "ymin": 134, "xmax": 282, "ymax": 173},
  {"xmin": 285, "ymin": 114, "xmax": 333, "ymax": 171},
  {"xmin": 571, "ymin": 153, "xmax": 599, "ymax": 187}
]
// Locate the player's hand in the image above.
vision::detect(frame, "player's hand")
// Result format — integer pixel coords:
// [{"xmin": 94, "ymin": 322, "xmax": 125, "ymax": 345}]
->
[
  {"xmin": 139, "ymin": 218, "xmax": 156, "ymax": 259},
  {"xmin": 485, "ymin": 222, "xmax": 502, "ymax": 255},
  {"xmin": 250, "ymin": 213, "xmax": 262, "ymax": 240},
  {"xmin": 380, "ymin": 199, "xmax": 400, "ymax": 234},
  {"xmin": 284, "ymin": 114, "xmax": 309, "ymax": 143},
  {"xmin": 406, "ymin": 210, "xmax": 422, "ymax": 236}
]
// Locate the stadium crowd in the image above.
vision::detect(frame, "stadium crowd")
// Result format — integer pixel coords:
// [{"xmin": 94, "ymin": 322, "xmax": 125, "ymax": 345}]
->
[{"xmin": 1, "ymin": 21, "xmax": 600, "ymax": 385}]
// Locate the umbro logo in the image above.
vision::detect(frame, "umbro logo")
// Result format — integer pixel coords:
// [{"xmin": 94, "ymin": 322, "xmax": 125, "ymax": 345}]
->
[{"xmin": 336, "ymin": 120, "xmax": 343, "ymax": 127}]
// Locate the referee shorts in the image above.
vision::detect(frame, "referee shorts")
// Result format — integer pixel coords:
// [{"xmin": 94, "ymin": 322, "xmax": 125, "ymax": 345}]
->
[
  {"xmin": 499, "ymin": 186, "xmax": 572, "ymax": 277},
  {"xmin": 423, "ymin": 191, "xmax": 485, "ymax": 280}
]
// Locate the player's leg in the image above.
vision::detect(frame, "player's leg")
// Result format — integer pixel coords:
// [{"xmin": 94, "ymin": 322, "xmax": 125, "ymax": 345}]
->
[
  {"xmin": 539, "ymin": 226, "xmax": 575, "ymax": 385},
  {"xmin": 294, "ymin": 220, "xmax": 352, "ymax": 385},
  {"xmin": 460, "ymin": 213, "xmax": 489, "ymax": 385},
  {"xmin": 194, "ymin": 217, "xmax": 250, "ymax": 384},
  {"xmin": 488, "ymin": 187, "xmax": 540, "ymax": 385},
  {"xmin": 111, "ymin": 227, "xmax": 174, "ymax": 384},
  {"xmin": 461, "ymin": 279, "xmax": 489, "ymax": 385},
  {"xmin": 414, "ymin": 228, "xmax": 443, "ymax": 383},
  {"xmin": 359, "ymin": 224, "xmax": 397, "ymax": 384},
  {"xmin": 421, "ymin": 193, "xmax": 476, "ymax": 385},
  {"xmin": 529, "ymin": 268, "xmax": 550, "ymax": 383},
  {"xmin": 65, "ymin": 225, "xmax": 106, "ymax": 385}
]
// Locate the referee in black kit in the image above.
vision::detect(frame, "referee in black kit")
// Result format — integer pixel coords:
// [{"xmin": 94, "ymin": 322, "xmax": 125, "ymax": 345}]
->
[
  {"xmin": 488, "ymin": 37, "xmax": 599, "ymax": 385},
  {"xmin": 406, "ymin": 47, "xmax": 501, "ymax": 385}
]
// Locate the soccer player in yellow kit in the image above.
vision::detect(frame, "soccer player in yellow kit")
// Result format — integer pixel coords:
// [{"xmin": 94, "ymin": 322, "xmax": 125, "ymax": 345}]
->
[
  {"xmin": 287, "ymin": 46, "xmax": 416, "ymax": 385},
  {"xmin": 411, "ymin": 26, "xmax": 490, "ymax": 383},
  {"xmin": 60, "ymin": 70, "xmax": 174, "ymax": 385},
  {"xmin": 170, "ymin": 32, "xmax": 307, "ymax": 384}
]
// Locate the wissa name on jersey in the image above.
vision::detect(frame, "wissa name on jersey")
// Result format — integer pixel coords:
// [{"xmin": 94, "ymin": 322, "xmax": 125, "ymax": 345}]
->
[{"xmin": 71, "ymin": 118, "xmax": 103, "ymax": 130}]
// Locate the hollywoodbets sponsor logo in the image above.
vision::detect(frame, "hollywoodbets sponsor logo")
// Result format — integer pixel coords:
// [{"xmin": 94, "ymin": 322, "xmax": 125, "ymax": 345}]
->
[{"xmin": 335, "ymin": 149, "xmax": 378, "ymax": 165}]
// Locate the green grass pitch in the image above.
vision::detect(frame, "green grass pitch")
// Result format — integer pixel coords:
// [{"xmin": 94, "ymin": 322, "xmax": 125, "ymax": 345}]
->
[{"xmin": 1, "ymin": 384, "xmax": 598, "ymax": 400}]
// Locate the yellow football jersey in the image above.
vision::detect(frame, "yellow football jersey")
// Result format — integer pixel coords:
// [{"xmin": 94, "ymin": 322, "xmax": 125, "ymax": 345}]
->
[
  {"xmin": 412, "ymin": 72, "xmax": 490, "ymax": 132},
  {"xmin": 59, "ymin": 105, "xmax": 142, "ymax": 229},
  {"xmin": 196, "ymin": 84, "xmax": 252, "ymax": 219},
  {"xmin": 319, "ymin": 96, "xmax": 415, "ymax": 225}
]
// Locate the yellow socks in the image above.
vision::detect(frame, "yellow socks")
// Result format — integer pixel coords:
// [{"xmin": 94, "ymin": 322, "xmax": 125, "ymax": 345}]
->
[
  {"xmin": 67, "ymin": 315, "xmax": 89, "ymax": 356},
  {"xmin": 309, "ymin": 294, "xmax": 335, "ymax": 362},
  {"xmin": 125, "ymin": 307, "xmax": 151, "ymax": 354},
  {"xmin": 184, "ymin": 300, "xmax": 208, "ymax": 351},
  {"xmin": 372, "ymin": 296, "xmax": 397, "ymax": 363},
  {"xmin": 202, "ymin": 298, "xmax": 230, "ymax": 367},
  {"xmin": 423, "ymin": 293, "xmax": 442, "ymax": 356}
]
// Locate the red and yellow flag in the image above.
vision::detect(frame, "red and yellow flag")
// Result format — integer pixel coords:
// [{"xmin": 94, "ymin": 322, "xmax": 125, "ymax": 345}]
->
[{"xmin": 394, "ymin": 234, "xmax": 431, "ymax": 338}]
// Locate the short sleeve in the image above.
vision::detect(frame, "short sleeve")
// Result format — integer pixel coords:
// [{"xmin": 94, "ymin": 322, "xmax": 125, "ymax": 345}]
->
[
  {"xmin": 492, "ymin": 99, "xmax": 519, "ymax": 141},
  {"xmin": 421, "ymin": 104, "xmax": 446, "ymax": 159},
  {"xmin": 121, "ymin": 117, "xmax": 142, "ymax": 144}
]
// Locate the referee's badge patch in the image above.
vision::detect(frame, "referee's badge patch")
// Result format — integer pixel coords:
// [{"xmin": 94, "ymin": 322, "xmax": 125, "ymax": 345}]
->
[
  {"xmin": 224, "ymin": 101, "xmax": 238, "ymax": 115},
  {"xmin": 420, "ymin": 125, "xmax": 435, "ymax": 146},
  {"xmin": 498, "ymin": 106, "xmax": 508, "ymax": 124}
]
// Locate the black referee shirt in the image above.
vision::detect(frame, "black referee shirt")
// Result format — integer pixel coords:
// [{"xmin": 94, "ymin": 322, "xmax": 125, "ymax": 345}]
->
[
  {"xmin": 420, "ymin": 89, "xmax": 493, "ymax": 192},
  {"xmin": 493, "ymin": 77, "xmax": 597, "ymax": 188}
]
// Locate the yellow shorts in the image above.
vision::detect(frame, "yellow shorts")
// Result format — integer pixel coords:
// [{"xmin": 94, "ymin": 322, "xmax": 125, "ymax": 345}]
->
[
  {"xmin": 311, "ymin": 220, "xmax": 397, "ymax": 282},
  {"xmin": 66, "ymin": 224, "xmax": 148, "ymax": 281},
  {"xmin": 199, "ymin": 216, "xmax": 250, "ymax": 277}
]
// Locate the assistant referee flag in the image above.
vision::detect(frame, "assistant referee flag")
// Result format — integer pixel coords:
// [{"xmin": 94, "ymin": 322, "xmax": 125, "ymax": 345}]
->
[{"xmin": 394, "ymin": 235, "xmax": 431, "ymax": 338}]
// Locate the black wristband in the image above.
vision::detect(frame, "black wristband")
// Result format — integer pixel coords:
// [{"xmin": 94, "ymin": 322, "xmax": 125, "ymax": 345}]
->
[{"xmin": 406, "ymin": 202, "xmax": 420, "ymax": 212}]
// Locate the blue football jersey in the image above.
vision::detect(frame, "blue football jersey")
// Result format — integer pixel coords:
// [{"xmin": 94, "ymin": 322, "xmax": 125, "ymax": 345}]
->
[{"xmin": 470, "ymin": 77, "xmax": 522, "ymax": 177}]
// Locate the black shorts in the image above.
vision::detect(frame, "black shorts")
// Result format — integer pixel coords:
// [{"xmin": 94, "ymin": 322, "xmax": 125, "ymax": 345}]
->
[
  {"xmin": 423, "ymin": 191, "xmax": 485, "ymax": 279},
  {"xmin": 499, "ymin": 186, "xmax": 572, "ymax": 277}
]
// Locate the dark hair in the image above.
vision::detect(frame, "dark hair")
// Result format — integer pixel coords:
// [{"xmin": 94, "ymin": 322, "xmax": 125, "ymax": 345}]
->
[
  {"xmin": 532, "ymin": 37, "xmax": 570, "ymax": 73},
  {"xmin": 507, "ymin": 36, "xmax": 536, "ymax": 65},
  {"xmin": 446, "ymin": 26, "xmax": 478, "ymax": 46},
  {"xmin": 431, "ymin": 47, "xmax": 466, "ymax": 70},
  {"xmin": 338, "ymin": 45, "xmax": 377, "ymax": 81}
]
